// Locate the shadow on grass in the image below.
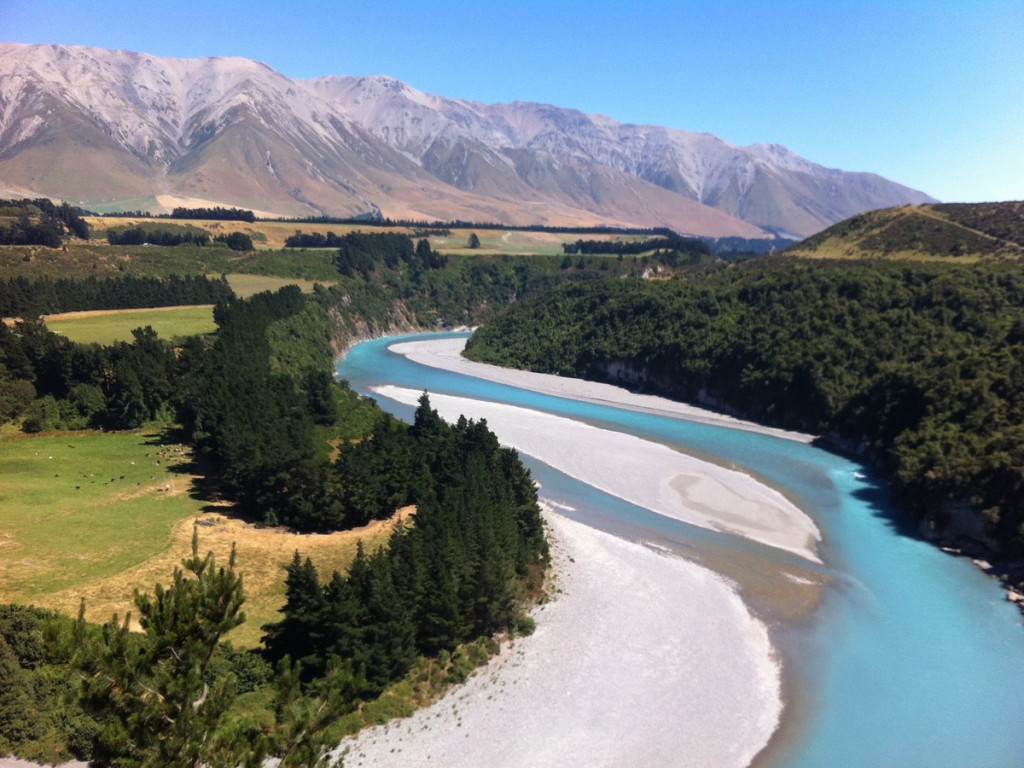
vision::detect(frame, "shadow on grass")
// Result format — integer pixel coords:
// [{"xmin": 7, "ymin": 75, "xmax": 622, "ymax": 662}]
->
[{"xmin": 142, "ymin": 425, "xmax": 260, "ymax": 522}]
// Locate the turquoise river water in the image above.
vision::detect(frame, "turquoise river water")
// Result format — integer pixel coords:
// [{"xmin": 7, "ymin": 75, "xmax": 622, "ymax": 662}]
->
[{"xmin": 338, "ymin": 332, "xmax": 1024, "ymax": 767}]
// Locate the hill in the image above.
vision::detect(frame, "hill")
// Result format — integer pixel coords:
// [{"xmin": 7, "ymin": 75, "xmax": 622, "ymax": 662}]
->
[
  {"xmin": 786, "ymin": 201, "xmax": 1024, "ymax": 260},
  {"xmin": 0, "ymin": 43, "xmax": 934, "ymax": 239},
  {"xmin": 465, "ymin": 258, "xmax": 1024, "ymax": 561}
]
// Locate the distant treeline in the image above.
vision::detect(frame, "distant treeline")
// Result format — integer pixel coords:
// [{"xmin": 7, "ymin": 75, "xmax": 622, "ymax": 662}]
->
[
  {"xmin": 170, "ymin": 206, "xmax": 256, "ymax": 222},
  {"xmin": 562, "ymin": 236, "xmax": 711, "ymax": 257},
  {"xmin": 266, "ymin": 212, "xmax": 678, "ymax": 237},
  {"xmin": 467, "ymin": 258, "xmax": 1024, "ymax": 556},
  {"xmin": 106, "ymin": 226, "xmax": 253, "ymax": 251},
  {"xmin": 0, "ymin": 274, "xmax": 234, "ymax": 318},
  {"xmin": 564, "ymin": 234, "xmax": 796, "ymax": 258},
  {"xmin": 107, "ymin": 227, "xmax": 211, "ymax": 247},
  {"xmin": 0, "ymin": 198, "xmax": 90, "ymax": 244},
  {"xmin": 213, "ymin": 231, "xmax": 254, "ymax": 251},
  {"xmin": 100, "ymin": 207, "xmax": 256, "ymax": 222},
  {"xmin": 706, "ymin": 235, "xmax": 797, "ymax": 256},
  {"xmin": 285, "ymin": 230, "xmax": 357, "ymax": 249}
]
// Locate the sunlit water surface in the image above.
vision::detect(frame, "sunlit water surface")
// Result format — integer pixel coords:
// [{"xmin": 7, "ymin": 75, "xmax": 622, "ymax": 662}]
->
[{"xmin": 339, "ymin": 332, "xmax": 1024, "ymax": 767}]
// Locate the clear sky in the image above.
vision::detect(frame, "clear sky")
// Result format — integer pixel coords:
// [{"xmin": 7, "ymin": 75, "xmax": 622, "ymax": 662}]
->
[{"xmin": 2, "ymin": 0, "xmax": 1021, "ymax": 202}]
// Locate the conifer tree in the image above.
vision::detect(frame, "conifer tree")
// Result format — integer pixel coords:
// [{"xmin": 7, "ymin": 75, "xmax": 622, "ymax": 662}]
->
[{"xmin": 70, "ymin": 529, "xmax": 258, "ymax": 767}]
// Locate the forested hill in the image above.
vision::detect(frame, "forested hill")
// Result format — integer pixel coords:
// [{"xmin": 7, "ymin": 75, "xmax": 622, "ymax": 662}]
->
[
  {"xmin": 785, "ymin": 201, "xmax": 1024, "ymax": 261},
  {"xmin": 465, "ymin": 258, "xmax": 1024, "ymax": 557},
  {"xmin": 0, "ymin": 279, "xmax": 549, "ymax": 764}
]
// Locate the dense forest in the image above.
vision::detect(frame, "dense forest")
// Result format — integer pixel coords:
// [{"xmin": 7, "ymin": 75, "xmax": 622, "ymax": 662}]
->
[
  {"xmin": 0, "ymin": 274, "xmax": 233, "ymax": 317},
  {"xmin": 466, "ymin": 258, "xmax": 1024, "ymax": 555},
  {"xmin": 264, "ymin": 394, "xmax": 547, "ymax": 687}
]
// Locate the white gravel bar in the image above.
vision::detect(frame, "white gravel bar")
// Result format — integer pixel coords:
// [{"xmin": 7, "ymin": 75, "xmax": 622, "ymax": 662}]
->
[
  {"xmin": 372, "ymin": 385, "xmax": 821, "ymax": 562},
  {"xmin": 388, "ymin": 337, "xmax": 816, "ymax": 443},
  {"xmin": 333, "ymin": 511, "xmax": 781, "ymax": 768}
]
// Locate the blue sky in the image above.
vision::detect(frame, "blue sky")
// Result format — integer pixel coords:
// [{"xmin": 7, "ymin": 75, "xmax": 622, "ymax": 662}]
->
[{"xmin": 2, "ymin": 0, "xmax": 1022, "ymax": 202}]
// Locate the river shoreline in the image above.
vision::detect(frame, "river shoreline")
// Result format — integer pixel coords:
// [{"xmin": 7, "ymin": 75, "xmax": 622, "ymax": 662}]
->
[
  {"xmin": 342, "ymin": 336, "xmax": 831, "ymax": 767},
  {"xmin": 334, "ymin": 508, "xmax": 783, "ymax": 768},
  {"xmin": 391, "ymin": 336, "xmax": 817, "ymax": 444}
]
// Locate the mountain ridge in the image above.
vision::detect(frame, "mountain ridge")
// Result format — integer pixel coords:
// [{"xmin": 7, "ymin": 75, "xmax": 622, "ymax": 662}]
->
[{"xmin": 0, "ymin": 43, "xmax": 935, "ymax": 237}]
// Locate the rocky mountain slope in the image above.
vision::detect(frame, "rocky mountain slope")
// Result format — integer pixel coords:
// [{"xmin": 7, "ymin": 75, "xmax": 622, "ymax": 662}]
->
[{"xmin": 0, "ymin": 43, "xmax": 935, "ymax": 237}]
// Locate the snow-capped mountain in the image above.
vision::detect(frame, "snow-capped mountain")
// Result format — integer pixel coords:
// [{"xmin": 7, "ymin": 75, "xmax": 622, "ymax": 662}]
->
[{"xmin": 0, "ymin": 43, "xmax": 935, "ymax": 237}]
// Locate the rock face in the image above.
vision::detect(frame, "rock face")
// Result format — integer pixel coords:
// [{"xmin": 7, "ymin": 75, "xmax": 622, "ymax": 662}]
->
[{"xmin": 0, "ymin": 43, "xmax": 935, "ymax": 236}]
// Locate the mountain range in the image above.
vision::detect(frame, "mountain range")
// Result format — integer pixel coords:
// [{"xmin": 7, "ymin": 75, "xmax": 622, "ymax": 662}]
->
[{"xmin": 0, "ymin": 43, "xmax": 936, "ymax": 238}]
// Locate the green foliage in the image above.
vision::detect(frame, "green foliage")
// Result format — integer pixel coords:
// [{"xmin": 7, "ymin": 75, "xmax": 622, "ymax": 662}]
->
[
  {"xmin": 170, "ymin": 206, "xmax": 255, "ymax": 223},
  {"xmin": 0, "ymin": 198, "xmax": 90, "ymax": 244},
  {"xmin": 0, "ymin": 274, "xmax": 233, "ymax": 317},
  {"xmin": 107, "ymin": 226, "xmax": 211, "ymax": 247},
  {"xmin": 49, "ymin": 532, "xmax": 350, "ymax": 767},
  {"xmin": 0, "ymin": 320, "xmax": 180, "ymax": 432},
  {"xmin": 0, "ymin": 605, "xmax": 99, "ymax": 763},
  {"xmin": 468, "ymin": 258, "xmax": 1024, "ymax": 553},
  {"xmin": 264, "ymin": 395, "xmax": 548, "ymax": 692},
  {"xmin": 69, "ymin": 529, "xmax": 249, "ymax": 767},
  {"xmin": 215, "ymin": 232, "xmax": 255, "ymax": 252}
]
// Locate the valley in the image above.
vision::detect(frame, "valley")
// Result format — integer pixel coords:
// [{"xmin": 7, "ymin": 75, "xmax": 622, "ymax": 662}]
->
[{"xmin": 0, "ymin": 27, "xmax": 1019, "ymax": 765}]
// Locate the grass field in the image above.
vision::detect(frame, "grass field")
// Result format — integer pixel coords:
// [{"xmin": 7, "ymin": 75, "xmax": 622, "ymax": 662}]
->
[
  {"xmin": 0, "ymin": 430, "xmax": 402, "ymax": 647},
  {"xmin": 44, "ymin": 305, "xmax": 217, "ymax": 344},
  {"xmin": 224, "ymin": 273, "xmax": 327, "ymax": 297}
]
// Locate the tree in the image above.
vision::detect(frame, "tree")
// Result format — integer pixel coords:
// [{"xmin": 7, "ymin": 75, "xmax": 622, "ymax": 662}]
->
[
  {"xmin": 215, "ymin": 232, "xmax": 254, "ymax": 252},
  {"xmin": 70, "ymin": 529, "xmax": 260, "ymax": 767},
  {"xmin": 467, "ymin": 232, "xmax": 481, "ymax": 249}
]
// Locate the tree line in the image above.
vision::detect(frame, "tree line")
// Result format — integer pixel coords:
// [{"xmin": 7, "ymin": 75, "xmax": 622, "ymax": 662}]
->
[
  {"xmin": 0, "ymin": 321, "xmax": 180, "ymax": 431},
  {"xmin": 0, "ymin": 274, "xmax": 233, "ymax": 317},
  {"xmin": 170, "ymin": 206, "xmax": 256, "ymax": 222},
  {"xmin": 561, "ymin": 235, "xmax": 710, "ymax": 257},
  {"xmin": 106, "ymin": 226, "xmax": 211, "ymax": 247},
  {"xmin": 0, "ymin": 198, "xmax": 90, "ymax": 245},
  {"xmin": 264, "ymin": 394, "xmax": 547, "ymax": 689},
  {"xmin": 466, "ymin": 257, "xmax": 1024, "ymax": 556}
]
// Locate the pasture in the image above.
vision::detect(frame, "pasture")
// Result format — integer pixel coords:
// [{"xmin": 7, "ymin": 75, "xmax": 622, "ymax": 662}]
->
[
  {"xmin": 0, "ymin": 430, "xmax": 401, "ymax": 647},
  {"xmin": 224, "ymin": 273, "xmax": 326, "ymax": 297},
  {"xmin": 44, "ymin": 305, "xmax": 217, "ymax": 344}
]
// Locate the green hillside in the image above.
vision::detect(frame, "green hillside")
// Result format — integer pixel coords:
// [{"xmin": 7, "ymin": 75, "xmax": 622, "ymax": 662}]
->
[{"xmin": 786, "ymin": 201, "xmax": 1024, "ymax": 261}]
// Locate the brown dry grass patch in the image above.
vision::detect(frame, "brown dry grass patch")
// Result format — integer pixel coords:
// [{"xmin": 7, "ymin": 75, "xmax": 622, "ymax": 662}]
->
[{"xmin": 40, "ymin": 507, "xmax": 413, "ymax": 649}]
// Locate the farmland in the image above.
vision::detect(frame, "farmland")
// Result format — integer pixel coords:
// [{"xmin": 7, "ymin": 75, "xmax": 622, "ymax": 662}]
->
[
  {"xmin": 0, "ymin": 429, "xmax": 400, "ymax": 648},
  {"xmin": 44, "ymin": 305, "xmax": 216, "ymax": 344}
]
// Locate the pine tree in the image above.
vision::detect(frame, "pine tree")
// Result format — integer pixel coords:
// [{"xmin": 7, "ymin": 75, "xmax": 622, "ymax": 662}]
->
[
  {"xmin": 263, "ymin": 552, "xmax": 327, "ymax": 675},
  {"xmin": 71, "ymin": 529, "xmax": 259, "ymax": 768}
]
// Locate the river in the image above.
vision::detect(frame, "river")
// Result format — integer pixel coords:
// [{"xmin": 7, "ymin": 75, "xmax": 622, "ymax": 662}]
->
[{"xmin": 338, "ymin": 332, "xmax": 1024, "ymax": 767}]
